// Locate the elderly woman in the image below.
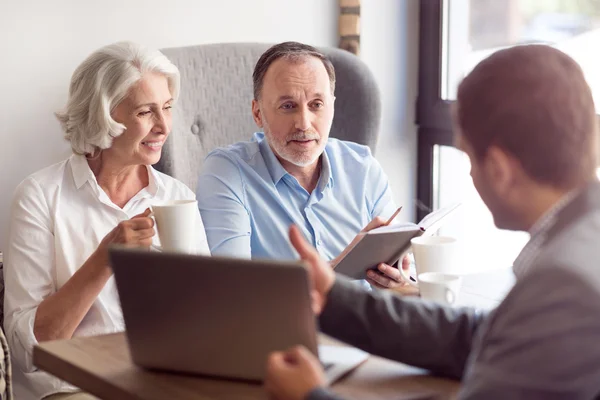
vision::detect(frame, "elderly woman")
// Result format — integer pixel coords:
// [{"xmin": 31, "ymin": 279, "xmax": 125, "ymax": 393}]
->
[{"xmin": 4, "ymin": 41, "xmax": 209, "ymax": 400}]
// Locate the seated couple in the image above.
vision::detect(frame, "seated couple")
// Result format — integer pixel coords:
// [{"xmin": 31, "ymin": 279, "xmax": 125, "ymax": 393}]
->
[{"xmin": 4, "ymin": 41, "xmax": 406, "ymax": 399}]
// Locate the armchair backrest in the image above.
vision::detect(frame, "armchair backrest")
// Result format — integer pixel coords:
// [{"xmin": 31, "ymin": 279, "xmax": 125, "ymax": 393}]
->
[{"xmin": 157, "ymin": 43, "xmax": 381, "ymax": 191}]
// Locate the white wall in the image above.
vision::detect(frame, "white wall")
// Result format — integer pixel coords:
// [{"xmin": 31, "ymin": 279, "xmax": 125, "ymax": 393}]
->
[
  {"xmin": 0, "ymin": 0, "xmax": 418, "ymax": 249},
  {"xmin": 365, "ymin": 0, "xmax": 419, "ymax": 222}
]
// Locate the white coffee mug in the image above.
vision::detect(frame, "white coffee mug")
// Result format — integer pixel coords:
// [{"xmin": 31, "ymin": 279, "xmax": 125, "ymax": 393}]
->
[
  {"xmin": 151, "ymin": 200, "xmax": 198, "ymax": 253},
  {"xmin": 418, "ymin": 272, "xmax": 462, "ymax": 305},
  {"xmin": 401, "ymin": 236, "xmax": 459, "ymax": 286}
]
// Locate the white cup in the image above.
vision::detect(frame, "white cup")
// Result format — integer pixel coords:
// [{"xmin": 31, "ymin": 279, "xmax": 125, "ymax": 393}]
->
[
  {"xmin": 401, "ymin": 236, "xmax": 458, "ymax": 286},
  {"xmin": 151, "ymin": 200, "xmax": 198, "ymax": 253},
  {"xmin": 418, "ymin": 272, "xmax": 462, "ymax": 305}
]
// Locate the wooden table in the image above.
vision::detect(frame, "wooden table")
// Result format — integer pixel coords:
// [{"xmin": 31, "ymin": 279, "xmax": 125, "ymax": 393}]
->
[{"xmin": 33, "ymin": 333, "xmax": 459, "ymax": 400}]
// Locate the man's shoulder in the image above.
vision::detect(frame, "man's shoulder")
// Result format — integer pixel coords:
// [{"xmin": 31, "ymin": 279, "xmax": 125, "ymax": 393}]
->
[
  {"xmin": 199, "ymin": 136, "xmax": 267, "ymax": 190},
  {"xmin": 326, "ymin": 138, "xmax": 374, "ymax": 158},
  {"xmin": 535, "ymin": 210, "xmax": 600, "ymax": 291},
  {"xmin": 325, "ymin": 138, "xmax": 375, "ymax": 166},
  {"xmin": 204, "ymin": 138, "xmax": 263, "ymax": 168},
  {"xmin": 503, "ymin": 231, "xmax": 600, "ymax": 318}
]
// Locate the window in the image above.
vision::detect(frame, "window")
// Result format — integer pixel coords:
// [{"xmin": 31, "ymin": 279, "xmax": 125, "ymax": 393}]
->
[
  {"xmin": 443, "ymin": 0, "xmax": 600, "ymax": 104},
  {"xmin": 417, "ymin": 0, "xmax": 600, "ymax": 272}
]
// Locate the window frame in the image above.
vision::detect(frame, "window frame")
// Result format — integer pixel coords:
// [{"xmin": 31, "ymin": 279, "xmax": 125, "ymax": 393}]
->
[{"xmin": 416, "ymin": 0, "xmax": 454, "ymax": 221}]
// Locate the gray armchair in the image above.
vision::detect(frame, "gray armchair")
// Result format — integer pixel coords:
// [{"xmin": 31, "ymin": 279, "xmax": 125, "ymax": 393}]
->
[{"xmin": 157, "ymin": 43, "xmax": 381, "ymax": 191}]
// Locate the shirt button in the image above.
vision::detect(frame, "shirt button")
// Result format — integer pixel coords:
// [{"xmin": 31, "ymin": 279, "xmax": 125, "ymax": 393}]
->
[{"xmin": 317, "ymin": 239, "xmax": 323, "ymax": 246}]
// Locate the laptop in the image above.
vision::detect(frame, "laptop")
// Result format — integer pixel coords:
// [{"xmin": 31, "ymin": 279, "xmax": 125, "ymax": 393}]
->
[{"xmin": 109, "ymin": 248, "xmax": 369, "ymax": 384}]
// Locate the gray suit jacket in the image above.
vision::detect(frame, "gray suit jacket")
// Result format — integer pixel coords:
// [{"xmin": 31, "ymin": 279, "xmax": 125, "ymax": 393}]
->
[{"xmin": 308, "ymin": 182, "xmax": 600, "ymax": 400}]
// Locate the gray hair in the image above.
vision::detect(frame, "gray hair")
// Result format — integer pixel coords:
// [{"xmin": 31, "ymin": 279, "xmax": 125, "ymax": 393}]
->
[
  {"xmin": 56, "ymin": 41, "xmax": 180, "ymax": 155},
  {"xmin": 252, "ymin": 41, "xmax": 336, "ymax": 100}
]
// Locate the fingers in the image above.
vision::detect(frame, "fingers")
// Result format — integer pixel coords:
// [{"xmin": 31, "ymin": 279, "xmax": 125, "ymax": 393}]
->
[
  {"xmin": 362, "ymin": 216, "xmax": 387, "ymax": 232},
  {"xmin": 289, "ymin": 225, "xmax": 335, "ymax": 309},
  {"xmin": 294, "ymin": 345, "xmax": 318, "ymax": 362},
  {"xmin": 117, "ymin": 220, "xmax": 155, "ymax": 237},
  {"xmin": 284, "ymin": 345, "xmax": 319, "ymax": 368},
  {"xmin": 378, "ymin": 263, "xmax": 401, "ymax": 281},
  {"xmin": 112, "ymin": 217, "xmax": 156, "ymax": 247},
  {"xmin": 310, "ymin": 291, "xmax": 323, "ymax": 315},
  {"xmin": 366, "ymin": 271, "xmax": 393, "ymax": 288},
  {"xmin": 366, "ymin": 263, "xmax": 405, "ymax": 289},
  {"xmin": 266, "ymin": 351, "xmax": 287, "ymax": 370},
  {"xmin": 117, "ymin": 228, "xmax": 155, "ymax": 248},
  {"xmin": 401, "ymin": 255, "xmax": 411, "ymax": 270},
  {"xmin": 265, "ymin": 351, "xmax": 286, "ymax": 394},
  {"xmin": 265, "ymin": 345, "xmax": 325, "ymax": 400},
  {"xmin": 284, "ymin": 345, "xmax": 304, "ymax": 364},
  {"xmin": 366, "ymin": 278, "xmax": 388, "ymax": 290},
  {"xmin": 267, "ymin": 346, "xmax": 303, "ymax": 371},
  {"xmin": 132, "ymin": 208, "xmax": 153, "ymax": 219},
  {"xmin": 133, "ymin": 228, "xmax": 156, "ymax": 240},
  {"xmin": 126, "ymin": 217, "xmax": 155, "ymax": 230}
]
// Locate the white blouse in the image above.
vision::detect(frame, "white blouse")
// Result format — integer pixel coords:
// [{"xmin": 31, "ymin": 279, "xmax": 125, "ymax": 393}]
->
[{"xmin": 4, "ymin": 154, "xmax": 210, "ymax": 398}]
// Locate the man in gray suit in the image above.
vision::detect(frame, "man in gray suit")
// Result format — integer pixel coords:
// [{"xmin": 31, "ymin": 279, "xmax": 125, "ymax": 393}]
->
[{"xmin": 264, "ymin": 45, "xmax": 600, "ymax": 399}]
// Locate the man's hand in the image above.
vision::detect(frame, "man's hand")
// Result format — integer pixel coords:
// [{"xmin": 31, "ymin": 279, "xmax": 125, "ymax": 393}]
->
[
  {"xmin": 265, "ymin": 345, "xmax": 326, "ymax": 400},
  {"xmin": 289, "ymin": 225, "xmax": 335, "ymax": 315},
  {"xmin": 330, "ymin": 216, "xmax": 389, "ymax": 267},
  {"xmin": 330, "ymin": 216, "xmax": 415, "ymax": 292},
  {"xmin": 366, "ymin": 255, "xmax": 412, "ymax": 290}
]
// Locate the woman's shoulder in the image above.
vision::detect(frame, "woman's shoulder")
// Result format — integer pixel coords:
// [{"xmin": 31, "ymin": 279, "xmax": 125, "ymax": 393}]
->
[
  {"xmin": 11, "ymin": 157, "xmax": 75, "ymax": 219},
  {"xmin": 15, "ymin": 157, "xmax": 72, "ymax": 195}
]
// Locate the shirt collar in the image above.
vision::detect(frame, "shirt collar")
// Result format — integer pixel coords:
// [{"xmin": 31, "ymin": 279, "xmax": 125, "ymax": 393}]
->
[
  {"xmin": 318, "ymin": 148, "xmax": 334, "ymax": 191},
  {"xmin": 256, "ymin": 132, "xmax": 334, "ymax": 190},
  {"xmin": 146, "ymin": 165, "xmax": 163, "ymax": 197},
  {"xmin": 257, "ymin": 133, "xmax": 289, "ymax": 185},
  {"xmin": 527, "ymin": 190, "xmax": 578, "ymax": 239},
  {"xmin": 70, "ymin": 153, "xmax": 96, "ymax": 189},
  {"xmin": 513, "ymin": 189, "xmax": 579, "ymax": 279},
  {"xmin": 69, "ymin": 153, "xmax": 163, "ymax": 197}
]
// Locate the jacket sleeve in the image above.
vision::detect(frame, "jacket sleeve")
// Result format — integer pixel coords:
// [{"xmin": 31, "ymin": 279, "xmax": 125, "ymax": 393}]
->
[
  {"xmin": 306, "ymin": 387, "xmax": 346, "ymax": 400},
  {"xmin": 319, "ymin": 276, "xmax": 488, "ymax": 379}
]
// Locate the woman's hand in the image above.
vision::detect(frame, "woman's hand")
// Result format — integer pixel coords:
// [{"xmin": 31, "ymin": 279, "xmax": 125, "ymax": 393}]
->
[
  {"xmin": 34, "ymin": 208, "xmax": 156, "ymax": 342},
  {"xmin": 93, "ymin": 208, "xmax": 155, "ymax": 268}
]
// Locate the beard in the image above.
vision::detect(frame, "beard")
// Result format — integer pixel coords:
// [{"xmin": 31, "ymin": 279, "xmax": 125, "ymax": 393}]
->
[{"xmin": 264, "ymin": 124, "xmax": 325, "ymax": 167}]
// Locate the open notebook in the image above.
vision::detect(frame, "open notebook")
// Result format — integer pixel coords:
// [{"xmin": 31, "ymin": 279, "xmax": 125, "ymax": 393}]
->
[{"xmin": 333, "ymin": 203, "xmax": 461, "ymax": 280}]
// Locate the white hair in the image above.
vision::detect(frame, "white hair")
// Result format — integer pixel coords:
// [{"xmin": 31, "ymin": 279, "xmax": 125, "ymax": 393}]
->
[{"xmin": 56, "ymin": 41, "xmax": 180, "ymax": 155}]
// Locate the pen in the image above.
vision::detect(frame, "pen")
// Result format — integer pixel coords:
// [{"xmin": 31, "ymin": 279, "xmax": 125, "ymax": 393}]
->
[{"xmin": 384, "ymin": 206, "xmax": 402, "ymax": 226}]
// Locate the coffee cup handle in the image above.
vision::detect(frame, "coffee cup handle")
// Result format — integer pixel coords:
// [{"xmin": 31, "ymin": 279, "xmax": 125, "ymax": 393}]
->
[
  {"xmin": 445, "ymin": 288, "xmax": 457, "ymax": 305},
  {"xmin": 150, "ymin": 244, "xmax": 163, "ymax": 252},
  {"xmin": 400, "ymin": 267, "xmax": 419, "ymax": 287}
]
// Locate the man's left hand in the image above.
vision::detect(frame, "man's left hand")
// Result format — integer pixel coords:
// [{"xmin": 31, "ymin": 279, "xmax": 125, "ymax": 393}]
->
[
  {"xmin": 366, "ymin": 255, "xmax": 411, "ymax": 290},
  {"xmin": 265, "ymin": 345, "xmax": 326, "ymax": 400}
]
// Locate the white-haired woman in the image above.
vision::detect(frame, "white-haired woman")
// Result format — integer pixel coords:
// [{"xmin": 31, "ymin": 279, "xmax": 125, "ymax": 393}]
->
[{"xmin": 4, "ymin": 41, "xmax": 209, "ymax": 400}]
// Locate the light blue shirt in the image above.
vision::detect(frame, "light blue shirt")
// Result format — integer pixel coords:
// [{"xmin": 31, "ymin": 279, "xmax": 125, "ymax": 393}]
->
[{"xmin": 197, "ymin": 132, "xmax": 397, "ymax": 262}]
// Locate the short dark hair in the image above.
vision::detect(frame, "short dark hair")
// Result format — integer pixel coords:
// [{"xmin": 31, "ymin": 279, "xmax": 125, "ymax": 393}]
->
[
  {"xmin": 252, "ymin": 41, "xmax": 336, "ymax": 100},
  {"xmin": 456, "ymin": 44, "xmax": 598, "ymax": 189}
]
